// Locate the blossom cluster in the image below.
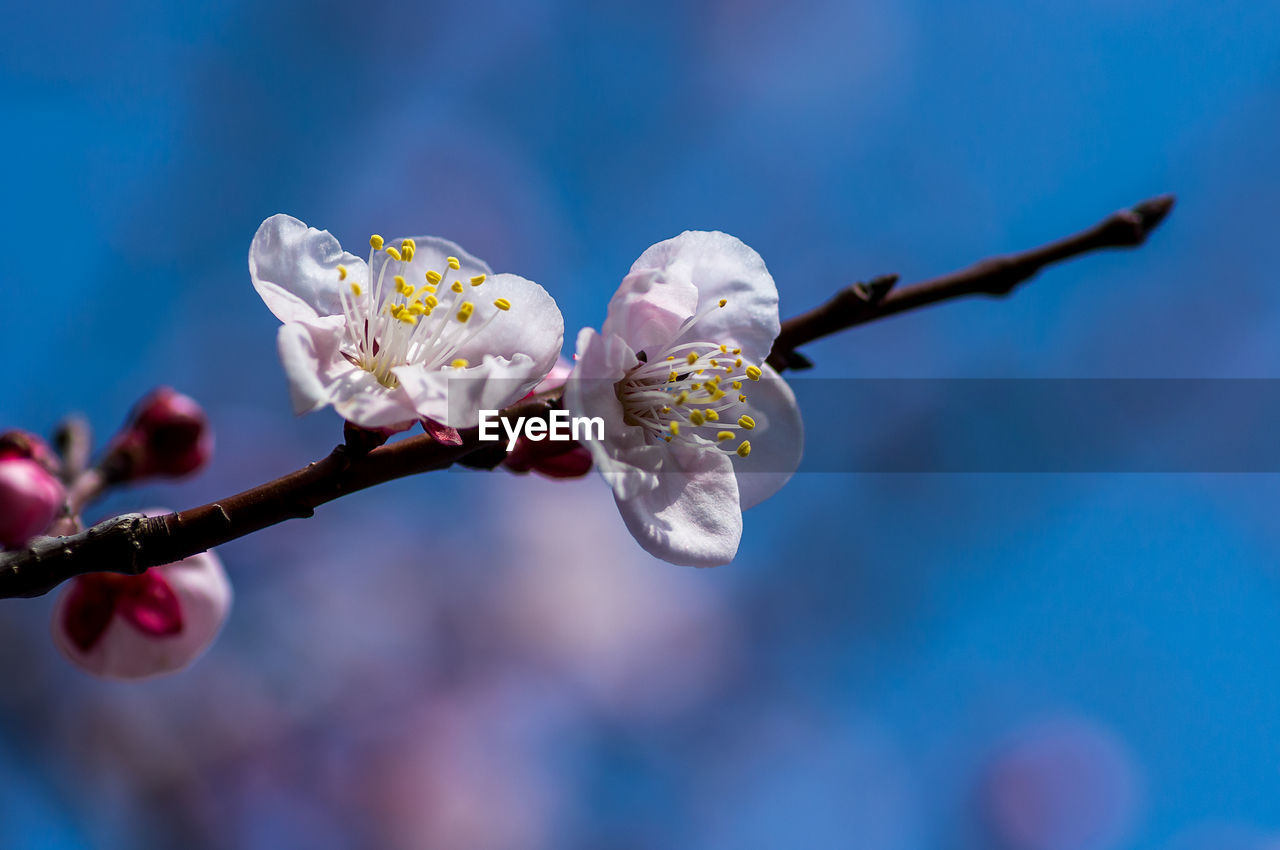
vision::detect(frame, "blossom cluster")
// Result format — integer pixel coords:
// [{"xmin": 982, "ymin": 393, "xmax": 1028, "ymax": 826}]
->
[{"xmin": 2, "ymin": 218, "xmax": 804, "ymax": 680}]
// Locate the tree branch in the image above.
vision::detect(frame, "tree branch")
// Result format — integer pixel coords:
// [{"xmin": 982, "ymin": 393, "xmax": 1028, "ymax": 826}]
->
[
  {"xmin": 767, "ymin": 194, "xmax": 1176, "ymax": 370},
  {"xmin": 0, "ymin": 194, "xmax": 1175, "ymax": 599}
]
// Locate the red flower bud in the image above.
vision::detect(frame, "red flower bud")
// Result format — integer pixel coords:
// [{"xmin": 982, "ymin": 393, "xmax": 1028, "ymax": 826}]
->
[
  {"xmin": 105, "ymin": 388, "xmax": 212, "ymax": 482},
  {"xmin": 0, "ymin": 430, "xmax": 60, "ymax": 475},
  {"xmin": 0, "ymin": 457, "xmax": 66, "ymax": 548}
]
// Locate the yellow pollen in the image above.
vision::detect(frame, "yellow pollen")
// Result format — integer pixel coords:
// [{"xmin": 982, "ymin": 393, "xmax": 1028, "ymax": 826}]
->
[
  {"xmin": 666, "ymin": 355, "xmax": 675, "ymax": 361},
  {"xmin": 710, "ymin": 359, "xmax": 719, "ymax": 368},
  {"xmin": 675, "ymin": 391, "xmax": 689, "ymax": 405},
  {"xmin": 732, "ymin": 348, "xmax": 742, "ymax": 355},
  {"xmin": 470, "ymin": 274, "xmax": 486, "ymax": 286},
  {"xmin": 337, "ymin": 265, "xmax": 348, "ymax": 280},
  {"xmin": 689, "ymin": 410, "xmax": 706, "ymax": 426},
  {"xmin": 735, "ymin": 358, "xmax": 744, "ymax": 368},
  {"xmin": 447, "ymin": 256, "xmax": 461, "ymax": 270},
  {"xmin": 661, "ymin": 406, "xmax": 671, "ymax": 414},
  {"xmin": 720, "ymin": 344, "xmax": 728, "ymax": 353},
  {"xmin": 426, "ymin": 270, "xmax": 443, "ymax": 284},
  {"xmin": 369, "ymin": 234, "xmax": 384, "ymax": 250},
  {"xmin": 401, "ymin": 239, "xmax": 415, "ymax": 260},
  {"xmin": 668, "ymin": 371, "xmax": 678, "ymax": 382},
  {"xmin": 738, "ymin": 415, "xmax": 756, "ymax": 430},
  {"xmin": 710, "ymin": 388, "xmax": 727, "ymax": 400},
  {"xmin": 736, "ymin": 441, "xmax": 752, "ymax": 458},
  {"xmin": 732, "ymin": 380, "xmax": 742, "ymax": 389},
  {"xmin": 669, "ymin": 422, "xmax": 680, "ymax": 436},
  {"xmin": 719, "ymin": 298, "xmax": 727, "ymax": 307},
  {"xmin": 425, "ymin": 295, "xmax": 439, "ymax": 308},
  {"xmin": 493, "ymin": 298, "xmax": 512, "ymax": 311},
  {"xmin": 739, "ymin": 393, "xmax": 747, "ymax": 403},
  {"xmin": 456, "ymin": 301, "xmax": 475, "ymax": 322},
  {"xmin": 350, "ymin": 282, "xmax": 362, "ymax": 296},
  {"xmin": 717, "ymin": 431, "xmax": 734, "ymax": 442},
  {"xmin": 664, "ymin": 435, "xmax": 673, "ymax": 442},
  {"xmin": 705, "ymin": 409, "xmax": 719, "ymax": 421},
  {"xmin": 746, "ymin": 366, "xmax": 762, "ymax": 381},
  {"xmin": 451, "ymin": 281, "xmax": 464, "ymax": 294},
  {"xmin": 686, "ymin": 352, "xmax": 698, "ymax": 365},
  {"xmin": 408, "ymin": 302, "xmax": 425, "ymax": 315},
  {"xmin": 385, "ymin": 246, "xmax": 403, "ymax": 261},
  {"xmin": 451, "ymin": 358, "xmax": 469, "ymax": 368}
]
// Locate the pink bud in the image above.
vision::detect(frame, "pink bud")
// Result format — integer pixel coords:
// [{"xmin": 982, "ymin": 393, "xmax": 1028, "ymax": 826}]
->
[
  {"xmin": 0, "ymin": 430, "xmax": 60, "ymax": 474},
  {"xmin": 105, "ymin": 387, "xmax": 213, "ymax": 482},
  {"xmin": 0, "ymin": 457, "xmax": 65, "ymax": 548},
  {"xmin": 51, "ymin": 542, "xmax": 231, "ymax": 680}
]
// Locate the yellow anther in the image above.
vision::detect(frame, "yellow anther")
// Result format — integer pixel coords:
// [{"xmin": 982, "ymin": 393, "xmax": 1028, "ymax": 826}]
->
[
  {"xmin": 370, "ymin": 234, "xmax": 384, "ymax": 250},
  {"xmin": 426, "ymin": 270, "xmax": 443, "ymax": 284},
  {"xmin": 661, "ymin": 406, "xmax": 671, "ymax": 414},
  {"xmin": 689, "ymin": 410, "xmax": 706, "ymax": 426},
  {"xmin": 664, "ymin": 435, "xmax": 673, "ymax": 442},
  {"xmin": 675, "ymin": 391, "xmax": 689, "ymax": 406},
  {"xmin": 695, "ymin": 369, "xmax": 705, "ymax": 375},
  {"xmin": 717, "ymin": 431, "xmax": 734, "ymax": 442},
  {"xmin": 745, "ymin": 365, "xmax": 762, "ymax": 381},
  {"xmin": 735, "ymin": 358, "xmax": 744, "ymax": 368},
  {"xmin": 732, "ymin": 380, "xmax": 742, "ymax": 389},
  {"xmin": 425, "ymin": 295, "xmax": 439, "ymax": 308},
  {"xmin": 736, "ymin": 441, "xmax": 752, "ymax": 458},
  {"xmin": 471, "ymin": 274, "xmax": 486, "ymax": 286},
  {"xmin": 423, "ymin": 285, "xmax": 436, "ymax": 294},
  {"xmin": 350, "ymin": 282, "xmax": 363, "ymax": 297},
  {"xmin": 666, "ymin": 355, "xmax": 675, "ymax": 361},
  {"xmin": 451, "ymin": 358, "xmax": 469, "ymax": 368},
  {"xmin": 447, "ymin": 256, "xmax": 460, "ymax": 270},
  {"xmin": 732, "ymin": 348, "xmax": 742, "ymax": 355},
  {"xmin": 710, "ymin": 388, "xmax": 727, "ymax": 401},
  {"xmin": 669, "ymin": 421, "xmax": 680, "ymax": 436},
  {"xmin": 399, "ymin": 314, "xmax": 418, "ymax": 325},
  {"xmin": 393, "ymin": 274, "xmax": 407, "ymax": 292},
  {"xmin": 385, "ymin": 246, "xmax": 403, "ymax": 261},
  {"xmin": 337, "ymin": 265, "xmax": 348, "ymax": 280},
  {"xmin": 401, "ymin": 239, "xmax": 415, "ymax": 260},
  {"xmin": 719, "ymin": 298, "xmax": 727, "ymax": 307},
  {"xmin": 451, "ymin": 281, "xmax": 464, "ymax": 294},
  {"xmin": 738, "ymin": 393, "xmax": 747, "ymax": 403},
  {"xmin": 456, "ymin": 301, "xmax": 475, "ymax": 323},
  {"xmin": 710, "ymin": 359, "xmax": 719, "ymax": 368},
  {"xmin": 719, "ymin": 344, "xmax": 728, "ymax": 353},
  {"xmin": 705, "ymin": 409, "xmax": 719, "ymax": 421},
  {"xmin": 668, "ymin": 371, "xmax": 678, "ymax": 382},
  {"xmin": 408, "ymin": 302, "xmax": 425, "ymax": 315},
  {"xmin": 738, "ymin": 415, "xmax": 756, "ymax": 430},
  {"xmin": 686, "ymin": 352, "xmax": 698, "ymax": 365},
  {"xmin": 493, "ymin": 298, "xmax": 511, "ymax": 311}
]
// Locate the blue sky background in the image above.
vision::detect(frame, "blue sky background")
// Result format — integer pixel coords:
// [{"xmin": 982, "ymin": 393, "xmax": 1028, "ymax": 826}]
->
[{"xmin": 2, "ymin": 1, "xmax": 1279, "ymax": 848}]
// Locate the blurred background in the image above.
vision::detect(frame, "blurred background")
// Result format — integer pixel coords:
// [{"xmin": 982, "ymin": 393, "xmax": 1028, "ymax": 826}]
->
[{"xmin": 2, "ymin": 1, "xmax": 1279, "ymax": 847}]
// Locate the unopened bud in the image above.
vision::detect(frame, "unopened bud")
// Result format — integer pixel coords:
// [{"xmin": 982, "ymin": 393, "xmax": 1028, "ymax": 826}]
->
[
  {"xmin": 0, "ymin": 430, "xmax": 60, "ymax": 474},
  {"xmin": 51, "ymin": 513, "xmax": 231, "ymax": 680},
  {"xmin": 0, "ymin": 457, "xmax": 65, "ymax": 548},
  {"xmin": 105, "ymin": 388, "xmax": 212, "ymax": 482}
]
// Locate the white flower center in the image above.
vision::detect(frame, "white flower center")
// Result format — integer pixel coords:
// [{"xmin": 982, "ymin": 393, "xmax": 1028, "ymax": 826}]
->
[
  {"xmin": 615, "ymin": 299, "xmax": 761, "ymax": 459},
  {"xmin": 334, "ymin": 236, "xmax": 512, "ymax": 388}
]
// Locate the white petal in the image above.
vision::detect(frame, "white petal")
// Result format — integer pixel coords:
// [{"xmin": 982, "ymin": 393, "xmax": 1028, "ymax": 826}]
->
[
  {"xmin": 393, "ymin": 353, "xmax": 546, "ymax": 428},
  {"xmin": 277, "ymin": 317, "xmax": 350, "ymax": 415},
  {"xmin": 446, "ymin": 273, "xmax": 564, "ymax": 388},
  {"xmin": 602, "ymin": 268, "xmax": 700, "ymax": 356},
  {"xmin": 565, "ymin": 328, "xmax": 657, "ymax": 500},
  {"xmin": 614, "ymin": 441, "xmax": 743, "ymax": 567},
  {"xmin": 734, "ymin": 364, "xmax": 804, "ymax": 510},
  {"xmin": 634, "ymin": 231, "xmax": 780, "ymax": 364},
  {"xmin": 328, "ymin": 369, "xmax": 421, "ymax": 429},
  {"xmin": 250, "ymin": 214, "xmax": 365, "ymax": 323}
]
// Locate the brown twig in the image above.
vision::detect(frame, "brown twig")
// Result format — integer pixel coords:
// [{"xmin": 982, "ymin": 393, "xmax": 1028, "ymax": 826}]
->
[
  {"xmin": 0, "ymin": 195, "xmax": 1175, "ymax": 599},
  {"xmin": 766, "ymin": 194, "xmax": 1176, "ymax": 369}
]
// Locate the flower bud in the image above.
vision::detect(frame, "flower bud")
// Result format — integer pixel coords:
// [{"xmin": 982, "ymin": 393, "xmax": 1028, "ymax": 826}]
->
[
  {"xmin": 0, "ymin": 430, "xmax": 60, "ymax": 474},
  {"xmin": 51, "ymin": 541, "xmax": 231, "ymax": 680},
  {"xmin": 502, "ymin": 358, "xmax": 592, "ymax": 478},
  {"xmin": 0, "ymin": 457, "xmax": 65, "ymax": 548},
  {"xmin": 105, "ymin": 388, "xmax": 212, "ymax": 482}
]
